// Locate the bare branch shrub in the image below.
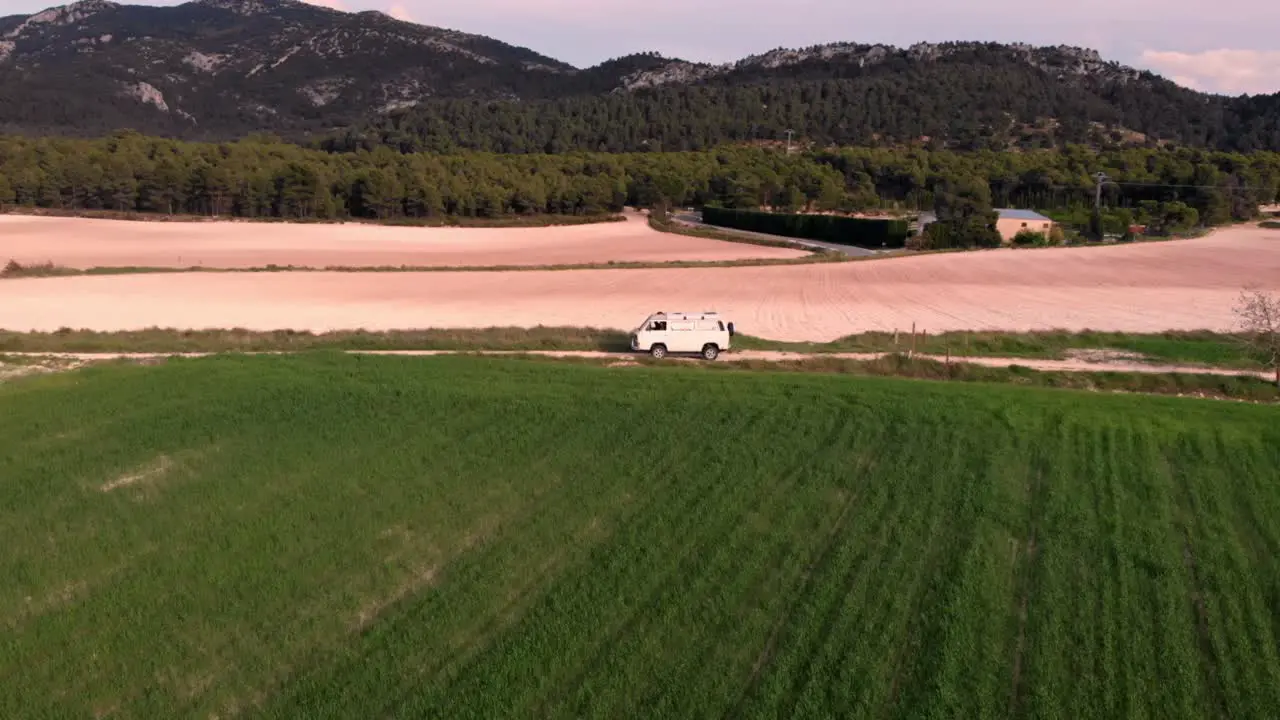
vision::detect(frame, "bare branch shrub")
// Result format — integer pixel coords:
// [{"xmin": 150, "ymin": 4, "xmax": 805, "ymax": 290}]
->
[{"xmin": 1234, "ymin": 287, "xmax": 1280, "ymax": 385}]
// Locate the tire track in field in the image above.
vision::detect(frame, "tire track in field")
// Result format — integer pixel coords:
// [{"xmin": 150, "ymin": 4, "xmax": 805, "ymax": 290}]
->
[
  {"xmin": 379, "ymin": 452, "xmax": 668, "ymax": 714},
  {"xmin": 1167, "ymin": 430, "xmax": 1280, "ymax": 717},
  {"xmin": 1167, "ymin": 432, "xmax": 1270, "ymax": 719},
  {"xmin": 554, "ymin": 406, "xmax": 840, "ymax": 717},
  {"xmin": 876, "ymin": 418, "xmax": 1010, "ymax": 719},
  {"xmin": 725, "ymin": 459, "xmax": 867, "ymax": 718},
  {"xmin": 532, "ymin": 413, "xmax": 784, "ymax": 715},
  {"xmin": 408, "ymin": 402, "xmax": 787, "ymax": 716},
  {"xmin": 737, "ymin": 418, "xmax": 918, "ymax": 717},
  {"xmin": 258, "ymin": 406, "xmax": 633, "ymax": 718},
  {"xmin": 1008, "ymin": 432, "xmax": 1048, "ymax": 719},
  {"xmin": 624, "ymin": 458, "xmax": 836, "ymax": 714},
  {"xmin": 641, "ymin": 415, "xmax": 870, "ymax": 716}
]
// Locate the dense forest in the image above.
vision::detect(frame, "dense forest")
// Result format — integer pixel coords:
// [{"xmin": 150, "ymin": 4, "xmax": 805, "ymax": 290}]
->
[
  {"xmin": 322, "ymin": 77, "xmax": 1280, "ymax": 156},
  {"xmin": 1, "ymin": 133, "xmax": 1277, "ymax": 229}
]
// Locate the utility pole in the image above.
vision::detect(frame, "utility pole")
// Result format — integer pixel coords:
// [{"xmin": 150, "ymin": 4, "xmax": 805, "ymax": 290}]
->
[
  {"xmin": 785, "ymin": 129, "xmax": 794, "ymax": 155},
  {"xmin": 1093, "ymin": 172, "xmax": 1108, "ymax": 215}
]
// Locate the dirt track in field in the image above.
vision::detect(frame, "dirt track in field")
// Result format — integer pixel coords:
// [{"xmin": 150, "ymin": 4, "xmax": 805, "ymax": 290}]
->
[
  {"xmin": 1, "ymin": 222, "xmax": 1277, "ymax": 342},
  {"xmin": 0, "ymin": 212, "xmax": 805, "ymax": 268}
]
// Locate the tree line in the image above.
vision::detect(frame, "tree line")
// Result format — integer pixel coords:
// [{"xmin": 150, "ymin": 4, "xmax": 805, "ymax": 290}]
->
[{"xmin": 0, "ymin": 133, "xmax": 1277, "ymax": 225}]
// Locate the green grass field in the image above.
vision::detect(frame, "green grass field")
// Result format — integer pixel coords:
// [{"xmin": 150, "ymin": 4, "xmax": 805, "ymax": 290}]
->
[{"xmin": 2, "ymin": 355, "xmax": 1279, "ymax": 718}]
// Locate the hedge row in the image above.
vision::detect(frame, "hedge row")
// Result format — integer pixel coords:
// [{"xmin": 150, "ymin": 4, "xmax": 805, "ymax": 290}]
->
[{"xmin": 701, "ymin": 207, "xmax": 910, "ymax": 248}]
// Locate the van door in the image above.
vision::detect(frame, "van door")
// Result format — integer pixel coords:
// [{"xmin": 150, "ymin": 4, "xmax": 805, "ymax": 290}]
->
[
  {"xmin": 668, "ymin": 320, "xmax": 698, "ymax": 352},
  {"xmin": 643, "ymin": 317, "xmax": 669, "ymax": 352}
]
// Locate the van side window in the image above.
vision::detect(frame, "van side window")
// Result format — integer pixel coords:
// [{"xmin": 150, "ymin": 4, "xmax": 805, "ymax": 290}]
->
[{"xmin": 718, "ymin": 321, "xmax": 724, "ymax": 330}]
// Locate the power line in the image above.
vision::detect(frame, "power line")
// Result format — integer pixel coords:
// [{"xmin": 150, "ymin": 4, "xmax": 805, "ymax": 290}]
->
[
  {"xmin": 1107, "ymin": 180, "xmax": 1279, "ymax": 191},
  {"xmin": 1008, "ymin": 180, "xmax": 1277, "ymax": 194}
]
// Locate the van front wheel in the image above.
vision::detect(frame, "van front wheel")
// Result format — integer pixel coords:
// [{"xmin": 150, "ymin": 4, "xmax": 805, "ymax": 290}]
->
[
  {"xmin": 701, "ymin": 344, "xmax": 719, "ymax": 361},
  {"xmin": 649, "ymin": 344, "xmax": 667, "ymax": 359}
]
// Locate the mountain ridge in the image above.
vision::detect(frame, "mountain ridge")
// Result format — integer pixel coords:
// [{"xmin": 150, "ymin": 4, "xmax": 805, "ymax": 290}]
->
[{"xmin": 1, "ymin": 0, "xmax": 1277, "ymax": 151}]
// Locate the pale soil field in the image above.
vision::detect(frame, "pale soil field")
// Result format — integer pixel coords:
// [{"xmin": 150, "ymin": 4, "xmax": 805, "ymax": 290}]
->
[
  {"xmin": 0, "ymin": 212, "xmax": 806, "ymax": 268},
  {"xmin": 1, "ymin": 224, "xmax": 1277, "ymax": 342}
]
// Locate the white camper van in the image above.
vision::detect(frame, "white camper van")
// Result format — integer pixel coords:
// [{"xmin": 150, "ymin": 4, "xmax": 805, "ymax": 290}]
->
[{"xmin": 630, "ymin": 311, "xmax": 735, "ymax": 360}]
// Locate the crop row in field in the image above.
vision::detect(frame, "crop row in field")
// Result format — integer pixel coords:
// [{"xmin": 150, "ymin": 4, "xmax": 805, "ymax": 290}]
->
[{"xmin": 2, "ymin": 356, "xmax": 1278, "ymax": 718}]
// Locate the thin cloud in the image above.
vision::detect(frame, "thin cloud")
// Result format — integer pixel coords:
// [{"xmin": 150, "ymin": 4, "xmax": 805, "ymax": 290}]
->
[{"xmin": 1141, "ymin": 49, "xmax": 1280, "ymax": 95}]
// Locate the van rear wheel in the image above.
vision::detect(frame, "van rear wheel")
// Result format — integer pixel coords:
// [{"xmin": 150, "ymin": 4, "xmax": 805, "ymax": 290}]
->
[
  {"xmin": 649, "ymin": 344, "xmax": 667, "ymax": 359},
  {"xmin": 701, "ymin": 344, "xmax": 719, "ymax": 361}
]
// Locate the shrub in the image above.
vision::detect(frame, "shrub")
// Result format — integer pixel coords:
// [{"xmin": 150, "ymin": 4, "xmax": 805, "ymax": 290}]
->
[
  {"xmin": 905, "ymin": 232, "xmax": 932, "ymax": 251},
  {"xmin": 1, "ymin": 260, "xmax": 78, "ymax": 278},
  {"xmin": 1012, "ymin": 229, "xmax": 1047, "ymax": 247},
  {"xmin": 1260, "ymin": 220, "xmax": 1280, "ymax": 230}
]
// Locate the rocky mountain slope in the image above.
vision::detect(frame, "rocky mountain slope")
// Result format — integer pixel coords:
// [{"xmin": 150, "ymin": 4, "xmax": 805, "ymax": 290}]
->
[
  {"xmin": 0, "ymin": 0, "xmax": 576, "ymax": 137},
  {"xmin": 1, "ymin": 0, "xmax": 1278, "ymax": 151}
]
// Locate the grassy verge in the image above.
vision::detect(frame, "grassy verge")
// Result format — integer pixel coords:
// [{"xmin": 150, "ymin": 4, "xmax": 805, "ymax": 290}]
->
[
  {"xmin": 0, "ymin": 326, "xmax": 634, "ymax": 353},
  {"xmin": 703, "ymin": 353, "xmax": 1277, "ymax": 403},
  {"xmin": 5, "ymin": 342, "xmax": 1273, "ymax": 402},
  {"xmin": 733, "ymin": 329, "xmax": 1263, "ymax": 369},
  {"xmin": 453, "ymin": 352, "xmax": 1277, "ymax": 403},
  {"xmin": 2, "ymin": 354, "xmax": 1278, "ymax": 717},
  {"xmin": 1, "ymin": 206, "xmax": 626, "ymax": 228},
  {"xmin": 0, "ymin": 326, "xmax": 1264, "ymax": 370},
  {"xmin": 1, "ymin": 252, "xmax": 848, "ymax": 278}
]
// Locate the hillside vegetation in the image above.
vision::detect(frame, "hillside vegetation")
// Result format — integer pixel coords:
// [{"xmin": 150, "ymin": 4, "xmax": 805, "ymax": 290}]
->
[
  {"xmin": 0, "ymin": 2, "xmax": 1278, "ymax": 151},
  {"xmin": 1, "ymin": 134, "xmax": 1277, "ymax": 224},
  {"xmin": 328, "ymin": 71, "xmax": 1280, "ymax": 155},
  {"xmin": 2, "ymin": 355, "xmax": 1279, "ymax": 718}
]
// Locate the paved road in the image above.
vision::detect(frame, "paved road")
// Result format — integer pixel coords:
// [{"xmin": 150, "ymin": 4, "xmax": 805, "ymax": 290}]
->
[
  {"xmin": 672, "ymin": 212, "xmax": 886, "ymax": 257},
  {"xmin": 4, "ymin": 349, "xmax": 1271, "ymax": 381}
]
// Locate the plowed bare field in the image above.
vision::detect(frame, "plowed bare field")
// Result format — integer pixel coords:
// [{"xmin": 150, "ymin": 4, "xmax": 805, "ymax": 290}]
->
[
  {"xmin": 0, "ymin": 212, "xmax": 805, "ymax": 268},
  {"xmin": 2, "ymin": 224, "xmax": 1277, "ymax": 342}
]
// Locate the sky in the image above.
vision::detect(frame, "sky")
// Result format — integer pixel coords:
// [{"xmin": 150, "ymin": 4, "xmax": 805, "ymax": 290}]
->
[{"xmin": 7, "ymin": 0, "xmax": 1280, "ymax": 95}]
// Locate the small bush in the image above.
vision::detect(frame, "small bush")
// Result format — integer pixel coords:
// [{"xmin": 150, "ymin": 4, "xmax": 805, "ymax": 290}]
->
[
  {"xmin": 1012, "ymin": 230, "xmax": 1047, "ymax": 247},
  {"xmin": 1260, "ymin": 220, "xmax": 1280, "ymax": 230},
  {"xmin": 1, "ymin": 260, "xmax": 79, "ymax": 279},
  {"xmin": 905, "ymin": 232, "xmax": 932, "ymax": 251}
]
